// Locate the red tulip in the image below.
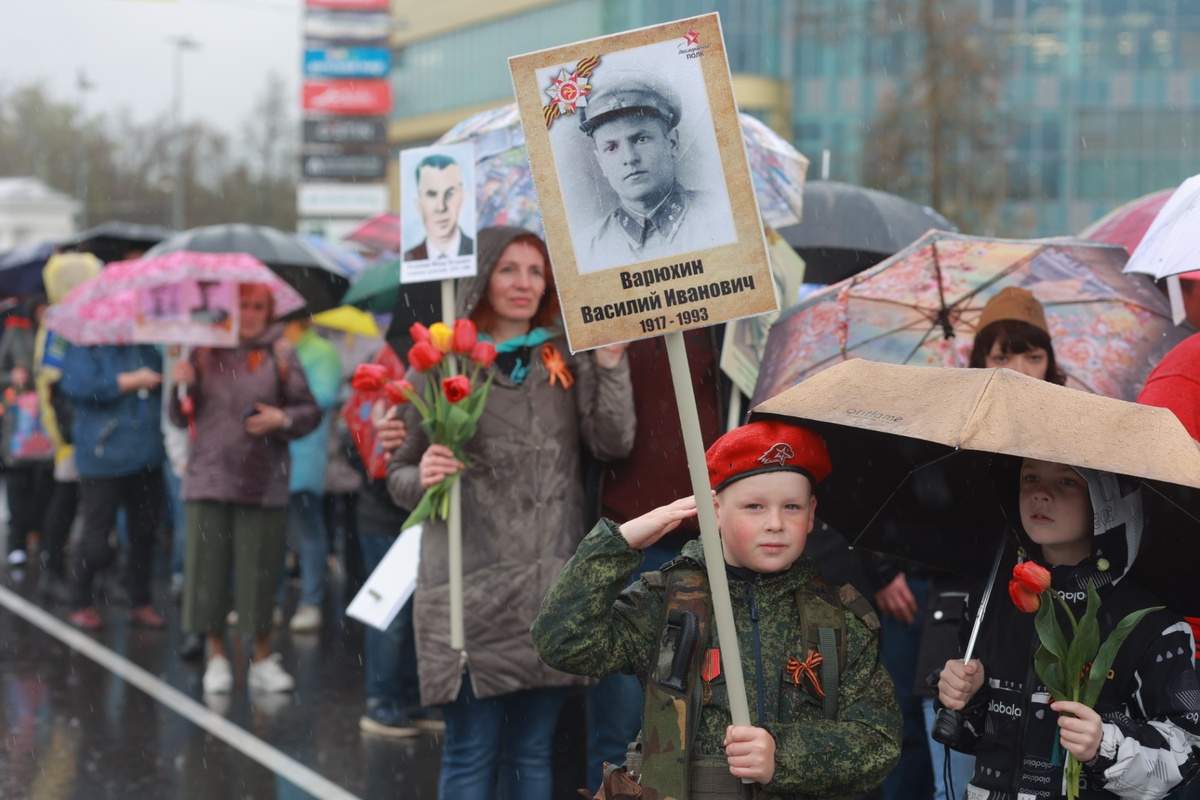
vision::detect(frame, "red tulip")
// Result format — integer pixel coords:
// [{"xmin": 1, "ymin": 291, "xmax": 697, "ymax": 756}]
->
[
  {"xmin": 442, "ymin": 375, "xmax": 471, "ymax": 404},
  {"xmin": 1012, "ymin": 562, "xmax": 1051, "ymax": 595},
  {"xmin": 352, "ymin": 363, "xmax": 388, "ymax": 391},
  {"xmin": 1009, "ymin": 578, "xmax": 1042, "ymax": 613},
  {"xmin": 470, "ymin": 340, "xmax": 497, "ymax": 368},
  {"xmin": 410, "ymin": 322, "xmax": 432, "ymax": 344},
  {"xmin": 452, "ymin": 319, "xmax": 478, "ymax": 355},
  {"xmin": 383, "ymin": 381, "xmax": 412, "ymax": 404},
  {"xmin": 408, "ymin": 341, "xmax": 443, "ymax": 372}
]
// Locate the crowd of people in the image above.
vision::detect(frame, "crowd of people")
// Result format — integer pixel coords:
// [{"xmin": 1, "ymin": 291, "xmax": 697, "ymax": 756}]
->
[{"xmin": 3, "ymin": 222, "xmax": 1200, "ymax": 800}]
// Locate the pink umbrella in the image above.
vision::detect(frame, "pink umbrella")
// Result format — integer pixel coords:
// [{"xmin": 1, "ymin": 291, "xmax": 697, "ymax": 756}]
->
[
  {"xmin": 1078, "ymin": 188, "xmax": 1176, "ymax": 255},
  {"xmin": 44, "ymin": 251, "xmax": 306, "ymax": 345}
]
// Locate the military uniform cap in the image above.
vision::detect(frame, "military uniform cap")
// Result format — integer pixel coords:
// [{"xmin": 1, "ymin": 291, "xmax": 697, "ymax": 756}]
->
[
  {"xmin": 706, "ymin": 419, "xmax": 831, "ymax": 493},
  {"xmin": 579, "ymin": 71, "xmax": 681, "ymax": 135}
]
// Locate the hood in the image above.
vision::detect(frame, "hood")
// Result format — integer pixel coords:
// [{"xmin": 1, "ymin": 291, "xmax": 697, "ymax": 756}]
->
[
  {"xmin": 453, "ymin": 226, "xmax": 538, "ymax": 320},
  {"xmin": 43, "ymin": 252, "xmax": 102, "ymax": 305},
  {"xmin": 242, "ymin": 322, "xmax": 284, "ymax": 349},
  {"xmin": 1015, "ymin": 466, "xmax": 1143, "ymax": 595}
]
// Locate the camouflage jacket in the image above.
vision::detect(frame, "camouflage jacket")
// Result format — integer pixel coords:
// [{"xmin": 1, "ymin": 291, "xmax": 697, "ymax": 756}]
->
[{"xmin": 532, "ymin": 520, "xmax": 901, "ymax": 798}]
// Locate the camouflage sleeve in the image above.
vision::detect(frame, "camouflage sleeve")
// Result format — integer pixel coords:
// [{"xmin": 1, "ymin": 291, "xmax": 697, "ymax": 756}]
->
[
  {"xmin": 532, "ymin": 518, "xmax": 663, "ymax": 679},
  {"xmin": 763, "ymin": 610, "xmax": 902, "ymax": 796}
]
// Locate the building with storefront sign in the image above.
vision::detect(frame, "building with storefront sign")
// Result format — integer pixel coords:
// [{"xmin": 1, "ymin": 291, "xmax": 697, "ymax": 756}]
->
[{"xmin": 389, "ymin": 0, "xmax": 1200, "ymax": 237}]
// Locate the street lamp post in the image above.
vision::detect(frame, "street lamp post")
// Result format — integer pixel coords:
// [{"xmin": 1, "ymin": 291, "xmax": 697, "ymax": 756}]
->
[
  {"xmin": 75, "ymin": 68, "xmax": 95, "ymax": 230},
  {"xmin": 170, "ymin": 35, "xmax": 200, "ymax": 231}
]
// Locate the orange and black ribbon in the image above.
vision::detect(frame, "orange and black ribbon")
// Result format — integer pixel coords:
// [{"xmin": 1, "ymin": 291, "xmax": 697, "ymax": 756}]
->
[
  {"xmin": 541, "ymin": 343, "xmax": 574, "ymax": 389},
  {"xmin": 786, "ymin": 653, "xmax": 825, "ymax": 697}
]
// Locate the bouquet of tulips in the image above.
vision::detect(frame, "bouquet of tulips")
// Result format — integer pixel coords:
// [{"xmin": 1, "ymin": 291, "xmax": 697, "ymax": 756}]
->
[
  {"xmin": 1009, "ymin": 562, "xmax": 1160, "ymax": 800},
  {"xmin": 351, "ymin": 319, "xmax": 496, "ymax": 530}
]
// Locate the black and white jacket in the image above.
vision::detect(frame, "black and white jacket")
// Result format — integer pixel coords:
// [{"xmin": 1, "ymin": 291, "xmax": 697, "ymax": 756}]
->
[{"xmin": 949, "ymin": 470, "xmax": 1200, "ymax": 800}]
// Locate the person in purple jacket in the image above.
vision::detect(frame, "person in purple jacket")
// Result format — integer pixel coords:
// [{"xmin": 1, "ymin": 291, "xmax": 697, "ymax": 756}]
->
[{"xmin": 171, "ymin": 283, "xmax": 320, "ymax": 698}]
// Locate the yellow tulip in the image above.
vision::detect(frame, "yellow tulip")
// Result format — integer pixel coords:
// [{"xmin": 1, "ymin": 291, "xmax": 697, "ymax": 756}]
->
[{"xmin": 429, "ymin": 321, "xmax": 453, "ymax": 354}]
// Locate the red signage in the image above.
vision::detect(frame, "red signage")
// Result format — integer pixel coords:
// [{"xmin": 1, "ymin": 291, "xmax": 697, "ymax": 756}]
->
[
  {"xmin": 306, "ymin": 0, "xmax": 389, "ymax": 9},
  {"xmin": 302, "ymin": 80, "xmax": 392, "ymax": 115}
]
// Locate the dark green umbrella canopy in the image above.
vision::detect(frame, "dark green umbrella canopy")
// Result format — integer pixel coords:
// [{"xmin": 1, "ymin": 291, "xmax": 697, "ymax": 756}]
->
[
  {"xmin": 342, "ymin": 258, "xmax": 442, "ymax": 347},
  {"xmin": 342, "ymin": 258, "xmax": 401, "ymax": 313}
]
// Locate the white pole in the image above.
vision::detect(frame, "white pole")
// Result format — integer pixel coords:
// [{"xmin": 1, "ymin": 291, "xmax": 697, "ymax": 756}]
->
[
  {"xmin": 441, "ymin": 277, "xmax": 464, "ymax": 651},
  {"xmin": 664, "ymin": 331, "xmax": 750, "ymax": 728}
]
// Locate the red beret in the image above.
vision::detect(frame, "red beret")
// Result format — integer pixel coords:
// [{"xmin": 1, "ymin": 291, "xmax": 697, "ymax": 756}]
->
[{"xmin": 706, "ymin": 419, "xmax": 831, "ymax": 492}]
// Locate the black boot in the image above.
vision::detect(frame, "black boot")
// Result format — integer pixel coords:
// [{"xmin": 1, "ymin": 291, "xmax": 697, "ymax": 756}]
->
[{"xmin": 179, "ymin": 633, "xmax": 205, "ymax": 661}]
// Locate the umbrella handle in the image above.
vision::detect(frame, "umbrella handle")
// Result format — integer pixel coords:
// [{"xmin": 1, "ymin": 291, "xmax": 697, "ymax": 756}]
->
[{"xmin": 932, "ymin": 531, "xmax": 1009, "ymax": 748}]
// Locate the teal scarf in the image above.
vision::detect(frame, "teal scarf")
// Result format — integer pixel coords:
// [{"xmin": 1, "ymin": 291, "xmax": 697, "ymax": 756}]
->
[{"xmin": 483, "ymin": 327, "xmax": 554, "ymax": 385}]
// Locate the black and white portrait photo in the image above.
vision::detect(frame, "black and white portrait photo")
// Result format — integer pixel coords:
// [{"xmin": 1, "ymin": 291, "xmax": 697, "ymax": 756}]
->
[
  {"xmin": 399, "ymin": 142, "xmax": 479, "ymax": 283},
  {"xmin": 538, "ymin": 39, "xmax": 738, "ymax": 274}
]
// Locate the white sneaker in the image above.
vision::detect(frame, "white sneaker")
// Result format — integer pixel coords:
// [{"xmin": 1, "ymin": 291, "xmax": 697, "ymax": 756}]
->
[
  {"xmin": 6, "ymin": 550, "xmax": 27, "ymax": 566},
  {"xmin": 289, "ymin": 604, "xmax": 322, "ymax": 633},
  {"xmin": 203, "ymin": 655, "xmax": 233, "ymax": 694},
  {"xmin": 247, "ymin": 653, "xmax": 294, "ymax": 693}
]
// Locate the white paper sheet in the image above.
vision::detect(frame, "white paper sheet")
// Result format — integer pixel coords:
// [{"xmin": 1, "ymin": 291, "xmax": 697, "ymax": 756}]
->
[{"xmin": 346, "ymin": 524, "xmax": 421, "ymax": 632}]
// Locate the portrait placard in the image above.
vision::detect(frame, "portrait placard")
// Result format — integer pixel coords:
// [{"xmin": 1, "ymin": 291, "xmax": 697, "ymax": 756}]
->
[
  {"xmin": 399, "ymin": 142, "xmax": 479, "ymax": 284},
  {"xmin": 134, "ymin": 280, "xmax": 239, "ymax": 348},
  {"xmin": 509, "ymin": 13, "xmax": 776, "ymax": 351}
]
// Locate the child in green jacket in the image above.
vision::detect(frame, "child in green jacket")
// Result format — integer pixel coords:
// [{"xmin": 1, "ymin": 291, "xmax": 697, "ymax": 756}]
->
[{"xmin": 533, "ymin": 419, "xmax": 900, "ymax": 799}]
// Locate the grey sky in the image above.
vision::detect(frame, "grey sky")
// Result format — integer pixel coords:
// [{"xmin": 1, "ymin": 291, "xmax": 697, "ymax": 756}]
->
[{"xmin": 0, "ymin": 0, "xmax": 301, "ymax": 137}]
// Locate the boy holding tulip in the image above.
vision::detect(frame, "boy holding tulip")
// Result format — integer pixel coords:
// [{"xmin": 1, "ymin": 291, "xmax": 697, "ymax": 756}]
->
[{"xmin": 938, "ymin": 459, "xmax": 1200, "ymax": 799}]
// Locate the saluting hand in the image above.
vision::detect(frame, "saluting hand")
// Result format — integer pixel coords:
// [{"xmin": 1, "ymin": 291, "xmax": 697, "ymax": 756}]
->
[{"xmin": 618, "ymin": 496, "xmax": 698, "ymax": 550}]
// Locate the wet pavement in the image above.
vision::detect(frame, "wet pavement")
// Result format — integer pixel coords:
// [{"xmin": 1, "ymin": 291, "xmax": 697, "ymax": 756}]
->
[
  {"xmin": 0, "ymin": 526, "xmax": 444, "ymax": 799},
  {"xmin": 0, "ymin": 477, "xmax": 595, "ymax": 799}
]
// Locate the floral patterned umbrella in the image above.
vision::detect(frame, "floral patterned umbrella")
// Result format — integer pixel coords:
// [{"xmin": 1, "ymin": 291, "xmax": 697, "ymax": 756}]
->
[
  {"xmin": 436, "ymin": 103, "xmax": 809, "ymax": 236},
  {"xmin": 751, "ymin": 230, "xmax": 1186, "ymax": 405},
  {"xmin": 44, "ymin": 251, "xmax": 306, "ymax": 346}
]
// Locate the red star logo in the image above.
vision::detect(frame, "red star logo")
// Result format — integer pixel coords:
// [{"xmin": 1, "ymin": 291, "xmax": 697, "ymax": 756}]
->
[{"xmin": 684, "ymin": 29, "xmax": 700, "ymax": 46}]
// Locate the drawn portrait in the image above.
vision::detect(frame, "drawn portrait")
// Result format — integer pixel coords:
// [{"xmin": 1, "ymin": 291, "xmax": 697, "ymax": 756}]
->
[{"xmin": 399, "ymin": 142, "xmax": 479, "ymax": 283}]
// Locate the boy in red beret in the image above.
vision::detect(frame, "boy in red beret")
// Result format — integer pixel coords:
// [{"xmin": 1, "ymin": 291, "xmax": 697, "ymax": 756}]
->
[{"xmin": 533, "ymin": 419, "xmax": 900, "ymax": 799}]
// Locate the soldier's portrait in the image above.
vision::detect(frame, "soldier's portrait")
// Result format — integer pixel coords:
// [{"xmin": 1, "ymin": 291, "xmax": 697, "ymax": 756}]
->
[{"xmin": 540, "ymin": 39, "xmax": 738, "ymax": 274}]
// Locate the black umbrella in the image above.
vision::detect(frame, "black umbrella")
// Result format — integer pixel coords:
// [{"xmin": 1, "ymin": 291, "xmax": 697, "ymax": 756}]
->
[
  {"xmin": 0, "ymin": 241, "xmax": 55, "ymax": 295},
  {"xmin": 144, "ymin": 223, "xmax": 349, "ymax": 314},
  {"xmin": 59, "ymin": 220, "xmax": 175, "ymax": 264},
  {"xmin": 778, "ymin": 181, "xmax": 957, "ymax": 285},
  {"xmin": 751, "ymin": 359, "xmax": 1200, "ymax": 617}
]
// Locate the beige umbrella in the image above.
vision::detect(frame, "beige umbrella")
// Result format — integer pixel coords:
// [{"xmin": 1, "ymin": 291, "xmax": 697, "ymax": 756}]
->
[{"xmin": 751, "ymin": 359, "xmax": 1200, "ymax": 614}]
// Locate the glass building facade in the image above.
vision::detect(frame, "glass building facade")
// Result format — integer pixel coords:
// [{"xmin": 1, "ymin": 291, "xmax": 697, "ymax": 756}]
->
[{"xmin": 392, "ymin": 0, "xmax": 1200, "ymax": 236}]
